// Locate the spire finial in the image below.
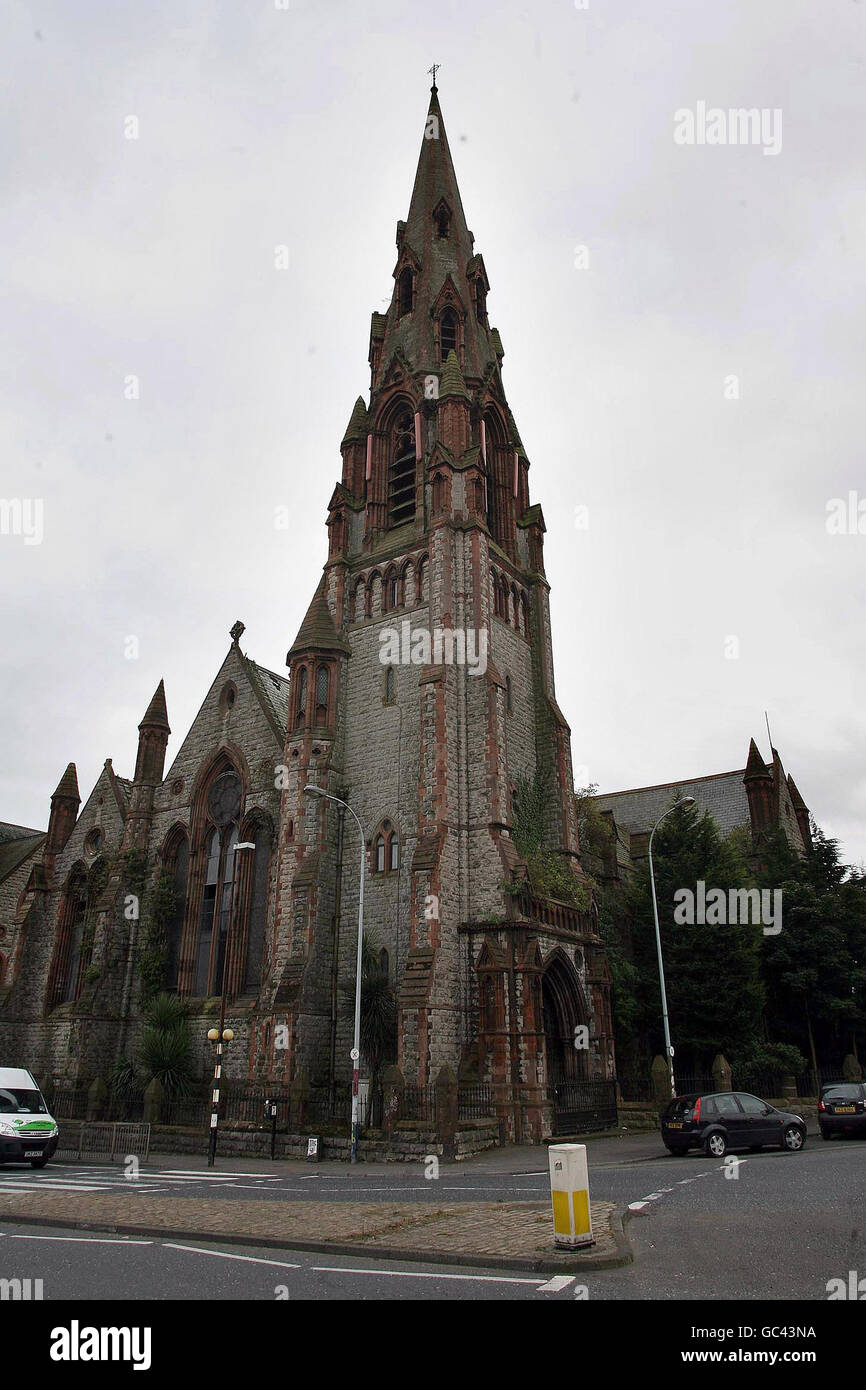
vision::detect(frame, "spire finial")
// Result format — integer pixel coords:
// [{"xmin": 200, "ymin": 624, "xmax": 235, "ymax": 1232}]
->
[
  {"xmin": 428, "ymin": 62, "xmax": 439, "ymax": 91},
  {"xmin": 230, "ymin": 620, "xmax": 245, "ymax": 647}
]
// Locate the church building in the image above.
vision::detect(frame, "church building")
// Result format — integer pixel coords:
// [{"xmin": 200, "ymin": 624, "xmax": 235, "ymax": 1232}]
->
[{"xmin": 0, "ymin": 83, "xmax": 615, "ymax": 1143}]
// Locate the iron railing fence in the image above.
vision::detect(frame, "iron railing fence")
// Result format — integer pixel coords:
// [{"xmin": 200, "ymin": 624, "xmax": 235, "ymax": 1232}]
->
[
  {"xmin": 548, "ymin": 1078, "xmax": 618, "ymax": 1135},
  {"xmin": 457, "ymin": 1083, "xmax": 495, "ymax": 1120}
]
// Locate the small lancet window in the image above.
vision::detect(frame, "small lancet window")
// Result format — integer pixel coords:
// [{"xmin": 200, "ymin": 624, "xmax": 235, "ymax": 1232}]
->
[
  {"xmin": 295, "ymin": 666, "xmax": 307, "ymax": 727},
  {"xmin": 397, "ymin": 267, "xmax": 413, "ymax": 318},
  {"xmin": 475, "ymin": 280, "xmax": 486, "ymax": 323},
  {"xmin": 440, "ymin": 310, "xmax": 457, "ymax": 363},
  {"xmin": 315, "ymin": 665, "xmax": 329, "ymax": 722},
  {"xmin": 375, "ymin": 836, "xmax": 386, "ymax": 873},
  {"xmin": 385, "ymin": 665, "xmax": 396, "ymax": 704},
  {"xmin": 435, "ymin": 204, "xmax": 451, "ymax": 238}
]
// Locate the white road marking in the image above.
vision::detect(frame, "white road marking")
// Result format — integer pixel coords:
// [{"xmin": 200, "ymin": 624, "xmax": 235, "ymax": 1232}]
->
[
  {"xmin": 537, "ymin": 1275, "xmax": 575, "ymax": 1293},
  {"xmin": 0, "ymin": 1231, "xmax": 153, "ymax": 1244},
  {"xmin": 162, "ymin": 1243, "xmax": 301, "ymax": 1268},
  {"xmin": 311, "ymin": 1265, "xmax": 542, "ymax": 1284}
]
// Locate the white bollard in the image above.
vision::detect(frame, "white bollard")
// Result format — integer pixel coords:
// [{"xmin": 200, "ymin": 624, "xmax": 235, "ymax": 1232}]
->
[{"xmin": 549, "ymin": 1142, "xmax": 594, "ymax": 1249}]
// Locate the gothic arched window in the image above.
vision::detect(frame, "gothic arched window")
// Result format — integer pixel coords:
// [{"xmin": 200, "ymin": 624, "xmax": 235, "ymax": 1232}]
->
[
  {"xmin": 294, "ymin": 666, "xmax": 308, "ymax": 728},
  {"xmin": 397, "ymin": 267, "xmax": 413, "ymax": 318},
  {"xmin": 375, "ymin": 836, "xmax": 386, "ymax": 873},
  {"xmin": 315, "ymin": 664, "xmax": 329, "ymax": 723},
  {"xmin": 389, "ymin": 835, "xmax": 400, "ymax": 872},
  {"xmin": 193, "ymin": 789, "xmax": 241, "ymax": 998},
  {"xmin": 440, "ymin": 309, "xmax": 457, "ymax": 363},
  {"xmin": 389, "ymin": 410, "xmax": 416, "ymax": 527},
  {"xmin": 49, "ymin": 865, "xmax": 88, "ymax": 1007},
  {"xmin": 385, "ymin": 665, "xmax": 396, "ymax": 704}
]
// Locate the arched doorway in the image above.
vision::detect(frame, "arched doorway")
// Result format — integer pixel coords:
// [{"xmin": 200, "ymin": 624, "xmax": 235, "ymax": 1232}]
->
[{"xmin": 542, "ymin": 952, "xmax": 589, "ymax": 1084}]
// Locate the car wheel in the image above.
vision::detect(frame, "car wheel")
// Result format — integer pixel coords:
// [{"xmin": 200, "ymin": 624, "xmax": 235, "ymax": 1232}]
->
[
  {"xmin": 782, "ymin": 1125, "xmax": 804, "ymax": 1152},
  {"xmin": 29, "ymin": 1158, "xmax": 49, "ymax": 1169},
  {"xmin": 705, "ymin": 1131, "xmax": 727, "ymax": 1158}
]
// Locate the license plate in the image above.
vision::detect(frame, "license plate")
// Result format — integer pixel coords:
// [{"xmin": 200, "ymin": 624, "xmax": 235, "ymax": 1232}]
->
[
  {"xmin": 23, "ymin": 1150, "xmax": 43, "ymax": 1158},
  {"xmin": 667, "ymin": 1122, "xmax": 683, "ymax": 1129},
  {"xmin": 835, "ymin": 1106, "xmax": 856, "ymax": 1114}
]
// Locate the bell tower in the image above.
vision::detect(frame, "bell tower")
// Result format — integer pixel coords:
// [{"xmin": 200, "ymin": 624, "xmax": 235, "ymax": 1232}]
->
[{"xmin": 273, "ymin": 81, "xmax": 613, "ymax": 1139}]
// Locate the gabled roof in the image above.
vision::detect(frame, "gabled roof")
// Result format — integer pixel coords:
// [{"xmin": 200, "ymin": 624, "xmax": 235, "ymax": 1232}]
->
[{"xmin": 245, "ymin": 658, "xmax": 290, "ymax": 737}]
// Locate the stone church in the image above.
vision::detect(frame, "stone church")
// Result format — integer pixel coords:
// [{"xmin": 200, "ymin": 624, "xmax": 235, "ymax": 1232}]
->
[{"xmin": 0, "ymin": 83, "xmax": 618, "ymax": 1143}]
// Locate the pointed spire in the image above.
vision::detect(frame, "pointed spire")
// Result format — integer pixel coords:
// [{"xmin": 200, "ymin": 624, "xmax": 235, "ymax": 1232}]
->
[
  {"xmin": 287, "ymin": 580, "xmax": 350, "ymax": 661},
  {"xmin": 439, "ymin": 349, "xmax": 469, "ymax": 400},
  {"xmin": 744, "ymin": 737, "xmax": 770, "ymax": 780},
  {"xmin": 139, "ymin": 679, "xmax": 170, "ymax": 733},
  {"xmin": 52, "ymin": 762, "xmax": 80, "ymax": 803},
  {"xmin": 787, "ymin": 774, "xmax": 807, "ymax": 810},
  {"xmin": 341, "ymin": 396, "xmax": 369, "ymax": 446},
  {"xmin": 374, "ymin": 88, "xmax": 497, "ymax": 384}
]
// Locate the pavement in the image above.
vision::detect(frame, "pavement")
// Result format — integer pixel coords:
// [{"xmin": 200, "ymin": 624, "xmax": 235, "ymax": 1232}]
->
[{"xmin": 0, "ymin": 1137, "xmax": 637, "ymax": 1273}]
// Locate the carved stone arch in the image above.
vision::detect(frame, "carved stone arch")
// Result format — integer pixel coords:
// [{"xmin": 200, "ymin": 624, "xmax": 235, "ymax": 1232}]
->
[
  {"xmin": 416, "ymin": 553, "xmax": 428, "ymax": 603},
  {"xmin": 541, "ymin": 947, "xmax": 590, "ymax": 1083},
  {"xmin": 353, "ymin": 573, "xmax": 367, "ymax": 622},
  {"xmin": 401, "ymin": 557, "xmax": 415, "ymax": 606},
  {"xmin": 367, "ymin": 568, "xmax": 382, "ymax": 618}
]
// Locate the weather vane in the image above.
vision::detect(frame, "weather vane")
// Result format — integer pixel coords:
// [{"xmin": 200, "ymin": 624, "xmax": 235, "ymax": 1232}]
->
[{"xmin": 428, "ymin": 63, "xmax": 439, "ymax": 89}]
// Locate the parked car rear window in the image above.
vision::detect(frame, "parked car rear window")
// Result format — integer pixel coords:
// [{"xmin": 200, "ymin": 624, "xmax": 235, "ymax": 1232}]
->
[
  {"xmin": 822, "ymin": 1084, "xmax": 864, "ymax": 1101},
  {"xmin": 666, "ymin": 1096, "xmax": 699, "ymax": 1118}
]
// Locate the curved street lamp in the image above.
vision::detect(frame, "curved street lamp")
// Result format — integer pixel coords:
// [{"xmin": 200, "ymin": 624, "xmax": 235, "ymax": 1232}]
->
[
  {"xmin": 648, "ymin": 797, "xmax": 696, "ymax": 1100},
  {"xmin": 303, "ymin": 785, "xmax": 366, "ymax": 1163}
]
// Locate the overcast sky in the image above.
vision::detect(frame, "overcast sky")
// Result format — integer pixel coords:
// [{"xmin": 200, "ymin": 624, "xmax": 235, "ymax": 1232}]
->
[{"xmin": 2, "ymin": 0, "xmax": 864, "ymax": 866}]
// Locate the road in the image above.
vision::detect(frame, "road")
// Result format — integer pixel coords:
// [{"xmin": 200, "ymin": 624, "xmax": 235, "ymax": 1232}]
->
[{"xmin": 1, "ymin": 1133, "xmax": 863, "ymax": 1300}]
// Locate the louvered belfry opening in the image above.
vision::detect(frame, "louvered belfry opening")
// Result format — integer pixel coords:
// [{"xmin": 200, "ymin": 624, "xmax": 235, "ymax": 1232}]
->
[{"xmin": 389, "ymin": 409, "xmax": 416, "ymax": 526}]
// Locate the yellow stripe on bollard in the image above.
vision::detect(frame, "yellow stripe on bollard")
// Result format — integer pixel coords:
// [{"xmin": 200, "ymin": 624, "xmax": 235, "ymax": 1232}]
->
[
  {"xmin": 549, "ymin": 1142, "xmax": 594, "ymax": 1249},
  {"xmin": 552, "ymin": 1189, "xmax": 571, "ymax": 1236}
]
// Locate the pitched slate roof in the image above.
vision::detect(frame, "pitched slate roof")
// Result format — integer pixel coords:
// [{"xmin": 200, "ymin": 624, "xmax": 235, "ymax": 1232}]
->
[
  {"xmin": 246, "ymin": 659, "xmax": 290, "ymax": 734},
  {"xmin": 0, "ymin": 824, "xmax": 44, "ymax": 885},
  {"xmin": 593, "ymin": 769, "xmax": 751, "ymax": 842}
]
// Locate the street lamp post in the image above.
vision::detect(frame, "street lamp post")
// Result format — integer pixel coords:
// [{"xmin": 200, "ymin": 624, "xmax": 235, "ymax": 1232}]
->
[
  {"xmin": 648, "ymin": 798, "xmax": 696, "ymax": 1100},
  {"xmin": 207, "ymin": 839, "xmax": 256, "ymax": 1167},
  {"xmin": 303, "ymin": 785, "xmax": 365, "ymax": 1163}
]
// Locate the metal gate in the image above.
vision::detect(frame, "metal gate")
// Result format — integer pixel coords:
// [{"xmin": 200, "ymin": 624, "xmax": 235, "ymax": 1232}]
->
[{"xmin": 548, "ymin": 1079, "xmax": 617, "ymax": 1135}]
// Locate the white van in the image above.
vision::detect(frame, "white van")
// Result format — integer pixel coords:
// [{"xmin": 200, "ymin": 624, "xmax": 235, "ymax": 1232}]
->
[{"xmin": 0, "ymin": 1067, "xmax": 59, "ymax": 1168}]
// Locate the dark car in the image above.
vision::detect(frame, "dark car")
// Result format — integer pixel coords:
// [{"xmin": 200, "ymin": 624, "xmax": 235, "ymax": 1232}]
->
[
  {"xmin": 819, "ymin": 1082, "xmax": 866, "ymax": 1140},
  {"xmin": 660, "ymin": 1090, "xmax": 806, "ymax": 1158}
]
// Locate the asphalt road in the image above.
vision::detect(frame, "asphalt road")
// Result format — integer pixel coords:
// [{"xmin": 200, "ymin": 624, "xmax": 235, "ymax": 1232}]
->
[{"xmin": 1, "ymin": 1132, "xmax": 863, "ymax": 1300}]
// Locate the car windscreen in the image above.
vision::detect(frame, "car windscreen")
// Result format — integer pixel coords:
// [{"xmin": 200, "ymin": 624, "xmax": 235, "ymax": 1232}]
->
[
  {"xmin": 822, "ymin": 1084, "xmax": 864, "ymax": 1101},
  {"xmin": 0, "ymin": 1088, "xmax": 47, "ymax": 1114},
  {"xmin": 665, "ymin": 1096, "xmax": 699, "ymax": 1118}
]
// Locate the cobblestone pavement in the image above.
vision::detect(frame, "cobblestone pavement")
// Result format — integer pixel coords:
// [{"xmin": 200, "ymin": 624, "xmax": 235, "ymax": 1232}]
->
[{"xmin": 0, "ymin": 1188, "xmax": 629, "ymax": 1272}]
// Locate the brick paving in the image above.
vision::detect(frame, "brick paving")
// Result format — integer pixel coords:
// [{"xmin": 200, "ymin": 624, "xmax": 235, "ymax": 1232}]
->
[{"xmin": 0, "ymin": 1189, "xmax": 628, "ymax": 1272}]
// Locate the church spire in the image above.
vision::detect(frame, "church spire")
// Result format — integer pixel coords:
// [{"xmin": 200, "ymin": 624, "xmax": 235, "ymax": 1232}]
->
[{"xmin": 372, "ymin": 85, "xmax": 496, "ymax": 387}]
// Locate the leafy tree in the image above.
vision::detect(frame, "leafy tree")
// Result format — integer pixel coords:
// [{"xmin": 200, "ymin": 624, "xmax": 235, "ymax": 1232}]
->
[
  {"xmin": 624, "ymin": 800, "xmax": 764, "ymax": 1071},
  {"xmin": 755, "ymin": 826, "xmax": 866, "ymax": 1074}
]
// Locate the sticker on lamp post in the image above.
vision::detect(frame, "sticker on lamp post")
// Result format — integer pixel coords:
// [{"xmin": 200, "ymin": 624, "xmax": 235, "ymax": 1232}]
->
[{"xmin": 549, "ymin": 1143, "xmax": 594, "ymax": 1249}]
